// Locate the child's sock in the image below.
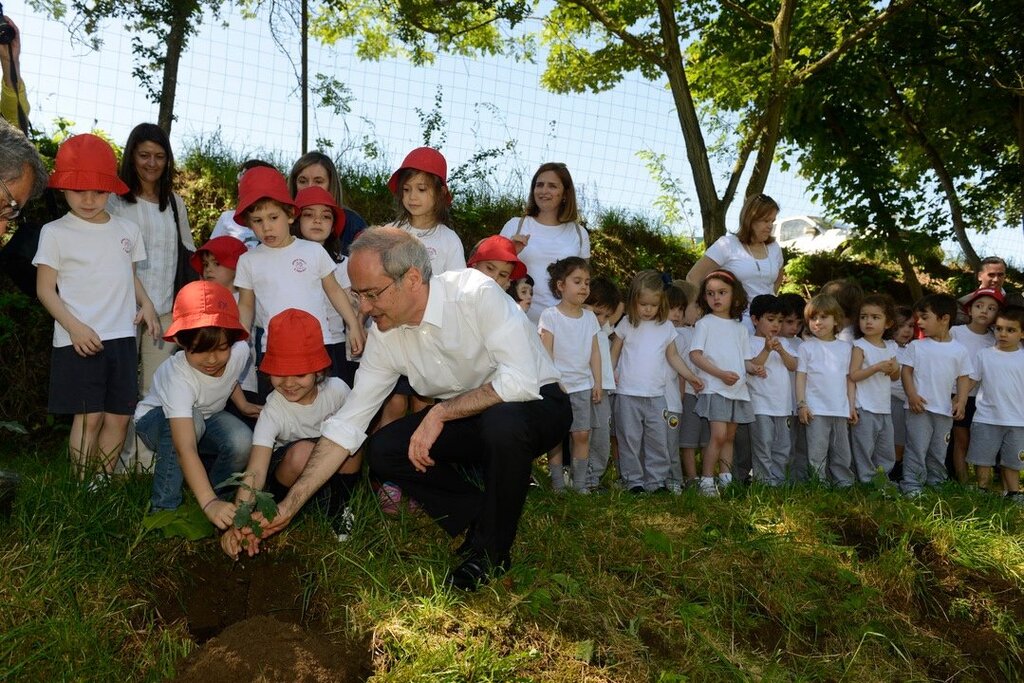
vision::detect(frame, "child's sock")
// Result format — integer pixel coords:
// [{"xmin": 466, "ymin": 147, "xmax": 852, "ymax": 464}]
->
[
  {"xmin": 550, "ymin": 462, "xmax": 565, "ymax": 491},
  {"xmin": 571, "ymin": 458, "xmax": 589, "ymax": 493},
  {"xmin": 717, "ymin": 472, "xmax": 733, "ymax": 487}
]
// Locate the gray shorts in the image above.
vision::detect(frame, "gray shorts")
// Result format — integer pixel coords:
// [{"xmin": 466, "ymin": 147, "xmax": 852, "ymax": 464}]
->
[
  {"xmin": 891, "ymin": 396, "xmax": 907, "ymax": 447},
  {"xmin": 680, "ymin": 393, "xmax": 709, "ymax": 448},
  {"xmin": 966, "ymin": 423, "xmax": 1024, "ymax": 471},
  {"xmin": 696, "ymin": 393, "xmax": 754, "ymax": 424},
  {"xmin": 568, "ymin": 390, "xmax": 593, "ymax": 432},
  {"xmin": 850, "ymin": 410, "xmax": 895, "ymax": 483}
]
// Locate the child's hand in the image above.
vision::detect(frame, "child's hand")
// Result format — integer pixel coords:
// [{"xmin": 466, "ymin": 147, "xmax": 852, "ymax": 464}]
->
[
  {"xmin": 592, "ymin": 386, "xmax": 603, "ymax": 404},
  {"xmin": 952, "ymin": 397, "xmax": 966, "ymax": 421},
  {"xmin": 798, "ymin": 404, "xmax": 813, "ymax": 425},
  {"xmin": 347, "ymin": 325, "xmax": 365, "ymax": 357},
  {"xmin": 883, "ymin": 357, "xmax": 900, "ymax": 379},
  {"xmin": 689, "ymin": 377, "xmax": 705, "ymax": 393},
  {"xmin": 510, "ymin": 233, "xmax": 530, "ymax": 253},
  {"xmin": 721, "ymin": 371, "xmax": 740, "ymax": 386},
  {"xmin": 203, "ymin": 499, "xmax": 237, "ymax": 530},
  {"xmin": 68, "ymin": 321, "xmax": 103, "ymax": 357},
  {"xmin": 220, "ymin": 528, "xmax": 244, "ymax": 560},
  {"xmin": 907, "ymin": 394, "xmax": 927, "ymax": 414},
  {"xmin": 748, "ymin": 363, "xmax": 767, "ymax": 378},
  {"xmin": 849, "ymin": 408, "xmax": 859, "ymax": 425},
  {"xmin": 135, "ymin": 302, "xmax": 161, "ymax": 340},
  {"xmin": 238, "ymin": 401, "xmax": 262, "ymax": 419}
]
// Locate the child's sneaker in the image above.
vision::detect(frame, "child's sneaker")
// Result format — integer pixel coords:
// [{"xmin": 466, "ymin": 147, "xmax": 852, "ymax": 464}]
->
[
  {"xmin": 716, "ymin": 472, "xmax": 733, "ymax": 489},
  {"xmin": 377, "ymin": 482, "xmax": 403, "ymax": 516},
  {"xmin": 1004, "ymin": 491, "xmax": 1024, "ymax": 507},
  {"xmin": 332, "ymin": 505, "xmax": 355, "ymax": 542},
  {"xmin": 85, "ymin": 472, "xmax": 110, "ymax": 493},
  {"xmin": 666, "ymin": 481, "xmax": 684, "ymax": 496},
  {"xmin": 698, "ymin": 477, "xmax": 719, "ymax": 498}
]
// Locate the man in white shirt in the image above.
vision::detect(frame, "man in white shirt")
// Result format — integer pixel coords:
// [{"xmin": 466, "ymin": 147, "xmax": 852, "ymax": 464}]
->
[{"xmin": 257, "ymin": 227, "xmax": 571, "ymax": 589}]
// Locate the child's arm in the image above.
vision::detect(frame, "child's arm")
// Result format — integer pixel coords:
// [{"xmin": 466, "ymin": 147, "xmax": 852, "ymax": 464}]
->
[
  {"xmin": 590, "ymin": 334, "xmax": 603, "ymax": 403},
  {"xmin": 848, "ymin": 346, "xmax": 900, "ymax": 382},
  {"xmin": 796, "ymin": 371, "xmax": 814, "ymax": 424},
  {"xmin": 668, "ymin": 344, "xmax": 704, "ymax": 392},
  {"xmin": 847, "ymin": 377, "xmax": 858, "ymax": 424},
  {"xmin": 901, "ymin": 365, "xmax": 926, "ymax": 413},
  {"xmin": 237, "ymin": 288, "xmax": 256, "ymax": 332},
  {"xmin": 132, "ymin": 267, "xmax": 161, "ymax": 340},
  {"xmin": 230, "ymin": 383, "xmax": 262, "ymax": 419},
  {"xmin": 169, "ymin": 417, "xmax": 236, "ymax": 529},
  {"xmin": 610, "ymin": 334, "xmax": 624, "ymax": 375},
  {"xmin": 690, "ymin": 349, "xmax": 739, "ymax": 386},
  {"xmin": 540, "ymin": 329, "xmax": 555, "ymax": 360},
  {"xmin": 749, "ymin": 337, "xmax": 772, "ymax": 366},
  {"xmin": 952, "ymin": 374, "xmax": 971, "ymax": 421},
  {"xmin": 323, "ymin": 274, "xmax": 364, "ymax": 356},
  {"xmin": 36, "ymin": 264, "xmax": 103, "ymax": 357},
  {"xmin": 772, "ymin": 337, "xmax": 798, "ymax": 371}
]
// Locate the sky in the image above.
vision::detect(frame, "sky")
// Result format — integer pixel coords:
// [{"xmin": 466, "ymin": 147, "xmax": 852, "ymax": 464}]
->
[{"xmin": 10, "ymin": 1, "xmax": 1021, "ymax": 265}]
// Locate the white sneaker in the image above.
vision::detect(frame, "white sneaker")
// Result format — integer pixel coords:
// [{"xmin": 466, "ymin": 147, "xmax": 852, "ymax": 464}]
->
[
  {"xmin": 85, "ymin": 472, "xmax": 110, "ymax": 493},
  {"xmin": 698, "ymin": 478, "xmax": 719, "ymax": 498},
  {"xmin": 333, "ymin": 506, "xmax": 355, "ymax": 542},
  {"xmin": 666, "ymin": 481, "xmax": 684, "ymax": 496}
]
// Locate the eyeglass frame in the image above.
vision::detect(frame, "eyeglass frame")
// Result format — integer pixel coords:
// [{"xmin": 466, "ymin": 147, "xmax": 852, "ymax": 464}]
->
[
  {"xmin": 352, "ymin": 270, "xmax": 407, "ymax": 304},
  {"xmin": 0, "ymin": 175, "xmax": 21, "ymax": 221}
]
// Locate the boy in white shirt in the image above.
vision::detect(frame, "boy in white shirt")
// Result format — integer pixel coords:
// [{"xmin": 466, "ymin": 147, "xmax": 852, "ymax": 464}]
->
[
  {"xmin": 33, "ymin": 134, "xmax": 159, "ymax": 481},
  {"xmin": 747, "ymin": 295, "xmax": 797, "ymax": 486},
  {"xmin": 901, "ymin": 294, "xmax": 973, "ymax": 497},
  {"xmin": 136, "ymin": 281, "xmax": 261, "ymax": 528},
  {"xmin": 965, "ymin": 308, "xmax": 1024, "ymax": 505}
]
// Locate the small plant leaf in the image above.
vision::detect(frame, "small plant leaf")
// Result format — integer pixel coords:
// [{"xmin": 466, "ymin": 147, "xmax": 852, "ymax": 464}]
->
[
  {"xmin": 253, "ymin": 491, "xmax": 278, "ymax": 522},
  {"xmin": 233, "ymin": 501, "xmax": 253, "ymax": 530}
]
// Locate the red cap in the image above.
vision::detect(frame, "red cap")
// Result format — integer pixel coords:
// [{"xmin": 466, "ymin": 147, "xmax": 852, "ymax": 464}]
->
[
  {"xmin": 963, "ymin": 287, "xmax": 1004, "ymax": 311},
  {"xmin": 295, "ymin": 186, "xmax": 347, "ymax": 238},
  {"xmin": 467, "ymin": 235, "xmax": 527, "ymax": 280},
  {"xmin": 190, "ymin": 236, "xmax": 248, "ymax": 274},
  {"xmin": 163, "ymin": 281, "xmax": 248, "ymax": 342},
  {"xmin": 259, "ymin": 309, "xmax": 331, "ymax": 376},
  {"xmin": 387, "ymin": 147, "xmax": 451, "ymax": 205},
  {"xmin": 234, "ymin": 166, "xmax": 295, "ymax": 225},
  {"xmin": 47, "ymin": 134, "xmax": 130, "ymax": 195}
]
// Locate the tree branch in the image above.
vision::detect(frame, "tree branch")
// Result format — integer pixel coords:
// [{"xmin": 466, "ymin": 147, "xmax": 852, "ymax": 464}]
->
[
  {"xmin": 720, "ymin": 0, "xmax": 772, "ymax": 30},
  {"xmin": 565, "ymin": 0, "xmax": 666, "ymax": 67}
]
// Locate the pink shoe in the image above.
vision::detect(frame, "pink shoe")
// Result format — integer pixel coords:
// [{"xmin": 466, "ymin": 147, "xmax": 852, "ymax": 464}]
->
[{"xmin": 377, "ymin": 482, "xmax": 402, "ymax": 516}]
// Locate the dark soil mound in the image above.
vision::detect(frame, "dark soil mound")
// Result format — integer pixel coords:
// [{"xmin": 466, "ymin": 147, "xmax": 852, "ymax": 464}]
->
[{"xmin": 172, "ymin": 615, "xmax": 371, "ymax": 683}]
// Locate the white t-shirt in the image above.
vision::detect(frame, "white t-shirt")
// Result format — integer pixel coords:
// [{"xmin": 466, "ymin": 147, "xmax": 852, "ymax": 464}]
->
[
  {"xmin": 664, "ymin": 328, "xmax": 684, "ymax": 413},
  {"xmin": 951, "ymin": 325, "xmax": 995, "ymax": 396},
  {"xmin": 135, "ymin": 341, "xmax": 250, "ymax": 420},
  {"xmin": 394, "ymin": 222, "xmax": 465, "ymax": 275},
  {"xmin": 234, "ymin": 239, "xmax": 337, "ymax": 351},
  {"xmin": 596, "ymin": 321, "xmax": 616, "ymax": 392},
  {"xmin": 747, "ymin": 334, "xmax": 794, "ymax": 417},
  {"xmin": 538, "ymin": 306, "xmax": 600, "ymax": 393},
  {"xmin": 252, "ymin": 377, "xmax": 351, "ymax": 449},
  {"xmin": 902, "ymin": 338, "xmax": 973, "ymax": 417},
  {"xmin": 675, "ymin": 326, "xmax": 699, "ymax": 398},
  {"xmin": 499, "ymin": 216, "xmax": 590, "ymax": 323},
  {"xmin": 797, "ymin": 338, "xmax": 853, "ymax": 418},
  {"xmin": 231, "ymin": 291, "xmax": 258, "ymax": 393},
  {"xmin": 785, "ymin": 335, "xmax": 803, "ymax": 414},
  {"xmin": 107, "ymin": 193, "xmax": 193, "ymax": 315},
  {"xmin": 614, "ymin": 318, "xmax": 677, "ymax": 397},
  {"xmin": 323, "ymin": 258, "xmax": 351, "ymax": 344},
  {"xmin": 210, "ymin": 209, "xmax": 260, "ymax": 249},
  {"xmin": 689, "ymin": 314, "xmax": 753, "ymax": 401},
  {"xmin": 837, "ymin": 325, "xmax": 856, "ymax": 343},
  {"xmin": 852, "ymin": 338, "xmax": 899, "ymax": 414},
  {"xmin": 970, "ymin": 347, "xmax": 1024, "ymax": 427},
  {"xmin": 33, "ymin": 212, "xmax": 146, "ymax": 347},
  {"xmin": 703, "ymin": 233, "xmax": 783, "ymax": 304}
]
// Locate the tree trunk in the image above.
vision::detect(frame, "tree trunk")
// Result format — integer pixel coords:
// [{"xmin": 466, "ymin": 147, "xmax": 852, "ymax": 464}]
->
[
  {"xmin": 655, "ymin": 0, "xmax": 725, "ymax": 245},
  {"xmin": 158, "ymin": 4, "xmax": 195, "ymax": 135}
]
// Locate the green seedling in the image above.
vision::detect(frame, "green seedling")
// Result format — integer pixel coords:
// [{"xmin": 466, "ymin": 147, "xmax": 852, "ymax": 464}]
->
[{"xmin": 215, "ymin": 472, "xmax": 278, "ymax": 539}]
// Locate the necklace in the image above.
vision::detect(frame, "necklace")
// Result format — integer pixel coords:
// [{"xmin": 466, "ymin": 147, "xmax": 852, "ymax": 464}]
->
[{"xmin": 746, "ymin": 241, "xmax": 767, "ymax": 271}]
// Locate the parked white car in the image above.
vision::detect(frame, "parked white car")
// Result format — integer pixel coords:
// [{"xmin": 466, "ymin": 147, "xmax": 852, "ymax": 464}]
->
[{"xmin": 773, "ymin": 215, "xmax": 851, "ymax": 254}]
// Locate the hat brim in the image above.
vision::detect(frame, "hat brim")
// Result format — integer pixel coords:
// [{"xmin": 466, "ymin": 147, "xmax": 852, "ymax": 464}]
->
[
  {"xmin": 163, "ymin": 314, "xmax": 249, "ymax": 343},
  {"xmin": 48, "ymin": 170, "xmax": 129, "ymax": 196}
]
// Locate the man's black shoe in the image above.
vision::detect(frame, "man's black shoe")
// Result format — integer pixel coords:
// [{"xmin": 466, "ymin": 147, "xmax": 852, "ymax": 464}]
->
[{"xmin": 445, "ymin": 553, "xmax": 509, "ymax": 591}]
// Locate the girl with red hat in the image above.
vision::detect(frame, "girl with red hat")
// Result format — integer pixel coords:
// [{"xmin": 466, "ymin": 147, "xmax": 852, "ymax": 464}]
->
[
  {"xmin": 221, "ymin": 308, "xmax": 360, "ymax": 558},
  {"xmin": 135, "ymin": 280, "xmax": 260, "ymax": 529},
  {"xmin": 33, "ymin": 133, "xmax": 161, "ymax": 482}
]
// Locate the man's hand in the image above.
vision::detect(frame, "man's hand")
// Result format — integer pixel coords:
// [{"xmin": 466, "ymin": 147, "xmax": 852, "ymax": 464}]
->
[
  {"xmin": 408, "ymin": 405, "xmax": 443, "ymax": 473},
  {"xmin": 255, "ymin": 495, "xmax": 297, "ymax": 542}
]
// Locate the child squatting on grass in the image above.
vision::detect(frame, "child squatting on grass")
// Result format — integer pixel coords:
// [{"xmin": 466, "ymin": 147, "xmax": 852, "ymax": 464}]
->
[
  {"xmin": 32, "ymin": 134, "xmax": 160, "ymax": 483},
  {"xmin": 222, "ymin": 308, "xmax": 360, "ymax": 559},
  {"xmin": 136, "ymin": 281, "xmax": 260, "ymax": 529}
]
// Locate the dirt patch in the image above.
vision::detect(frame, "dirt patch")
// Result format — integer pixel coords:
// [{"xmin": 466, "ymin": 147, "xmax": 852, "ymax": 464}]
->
[
  {"xmin": 172, "ymin": 615, "xmax": 371, "ymax": 683},
  {"xmin": 831, "ymin": 516, "xmax": 882, "ymax": 561}
]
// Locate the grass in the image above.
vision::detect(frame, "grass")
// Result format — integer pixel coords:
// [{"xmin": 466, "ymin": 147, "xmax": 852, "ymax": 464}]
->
[{"xmin": 2, "ymin": 436, "xmax": 1023, "ymax": 682}]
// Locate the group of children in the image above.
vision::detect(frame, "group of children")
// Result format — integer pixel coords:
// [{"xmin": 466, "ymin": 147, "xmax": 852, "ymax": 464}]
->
[{"xmin": 32, "ymin": 131, "xmax": 1024, "ymax": 549}]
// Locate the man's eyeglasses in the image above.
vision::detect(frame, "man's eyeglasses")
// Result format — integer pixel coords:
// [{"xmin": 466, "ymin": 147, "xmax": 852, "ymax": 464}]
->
[
  {"xmin": 353, "ymin": 278, "xmax": 397, "ymax": 304},
  {"xmin": 0, "ymin": 175, "xmax": 21, "ymax": 221}
]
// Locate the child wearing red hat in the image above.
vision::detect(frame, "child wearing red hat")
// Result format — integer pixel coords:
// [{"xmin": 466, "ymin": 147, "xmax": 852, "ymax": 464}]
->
[
  {"xmin": 232, "ymin": 167, "xmax": 364, "ymax": 398},
  {"xmin": 32, "ymin": 133, "xmax": 160, "ymax": 482},
  {"xmin": 949, "ymin": 287, "xmax": 1003, "ymax": 482},
  {"xmin": 293, "ymin": 186, "xmax": 362, "ymax": 386},
  {"xmin": 467, "ymin": 235, "xmax": 527, "ymax": 292},
  {"xmin": 221, "ymin": 309, "xmax": 361, "ymax": 558},
  {"xmin": 135, "ymin": 281, "xmax": 261, "ymax": 528}
]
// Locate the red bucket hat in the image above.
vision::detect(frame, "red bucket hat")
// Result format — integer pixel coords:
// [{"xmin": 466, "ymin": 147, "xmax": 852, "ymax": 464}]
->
[
  {"xmin": 963, "ymin": 287, "xmax": 1004, "ymax": 311},
  {"xmin": 295, "ymin": 186, "xmax": 347, "ymax": 238},
  {"xmin": 259, "ymin": 309, "xmax": 331, "ymax": 377},
  {"xmin": 387, "ymin": 147, "xmax": 451, "ymax": 205},
  {"xmin": 47, "ymin": 134, "xmax": 130, "ymax": 195},
  {"xmin": 190, "ymin": 236, "xmax": 248, "ymax": 274},
  {"xmin": 468, "ymin": 235, "xmax": 527, "ymax": 281},
  {"xmin": 163, "ymin": 281, "xmax": 249, "ymax": 342},
  {"xmin": 234, "ymin": 166, "xmax": 295, "ymax": 225}
]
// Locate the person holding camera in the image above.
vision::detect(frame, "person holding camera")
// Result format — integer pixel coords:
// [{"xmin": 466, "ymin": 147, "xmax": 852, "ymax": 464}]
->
[{"xmin": 0, "ymin": 7, "xmax": 29, "ymax": 130}]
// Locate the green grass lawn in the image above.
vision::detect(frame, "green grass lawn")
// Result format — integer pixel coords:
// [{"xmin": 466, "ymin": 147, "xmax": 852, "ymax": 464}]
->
[{"xmin": 2, "ymin": 438, "xmax": 1022, "ymax": 682}]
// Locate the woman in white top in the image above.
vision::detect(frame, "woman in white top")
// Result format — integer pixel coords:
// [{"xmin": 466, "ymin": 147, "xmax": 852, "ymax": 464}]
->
[
  {"xmin": 686, "ymin": 194, "xmax": 784, "ymax": 325},
  {"xmin": 108, "ymin": 123, "xmax": 196, "ymax": 394},
  {"xmin": 500, "ymin": 162, "xmax": 590, "ymax": 323}
]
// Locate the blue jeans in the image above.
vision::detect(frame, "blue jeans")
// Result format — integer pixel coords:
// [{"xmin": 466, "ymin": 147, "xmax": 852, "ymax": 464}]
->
[{"xmin": 137, "ymin": 406, "xmax": 252, "ymax": 510}]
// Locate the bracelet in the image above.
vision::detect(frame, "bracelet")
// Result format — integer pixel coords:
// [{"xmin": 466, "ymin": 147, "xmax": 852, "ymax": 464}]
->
[{"xmin": 202, "ymin": 498, "xmax": 218, "ymax": 511}]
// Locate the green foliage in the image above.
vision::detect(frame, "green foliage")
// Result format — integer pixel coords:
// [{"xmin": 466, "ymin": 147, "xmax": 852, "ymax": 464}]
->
[
  {"xmin": 142, "ymin": 503, "xmax": 215, "ymax": 540},
  {"xmin": 635, "ymin": 149, "xmax": 694, "ymax": 234},
  {"xmin": 215, "ymin": 472, "xmax": 278, "ymax": 538}
]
